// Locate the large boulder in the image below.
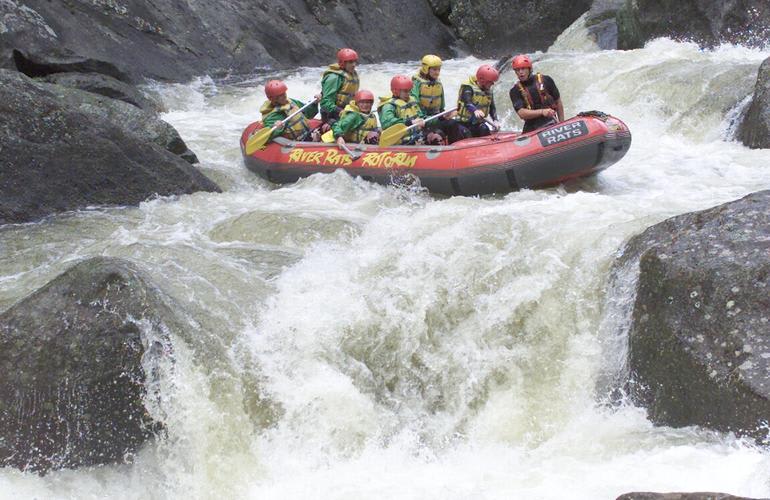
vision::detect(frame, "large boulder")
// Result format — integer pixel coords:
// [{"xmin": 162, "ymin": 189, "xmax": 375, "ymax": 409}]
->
[
  {"xmin": 40, "ymin": 72, "xmax": 162, "ymax": 112},
  {"xmin": 616, "ymin": 0, "xmax": 770, "ymax": 50},
  {"xmin": 427, "ymin": 0, "xmax": 592, "ymax": 55},
  {"xmin": 1, "ymin": 0, "xmax": 459, "ymax": 83},
  {"xmin": 738, "ymin": 57, "xmax": 770, "ymax": 150},
  {"xmin": 0, "ymin": 257, "xmax": 176, "ymax": 473},
  {"xmin": 0, "ymin": 69, "xmax": 218, "ymax": 225},
  {"xmin": 35, "ymin": 78, "xmax": 198, "ymax": 164},
  {"xmin": 618, "ymin": 191, "xmax": 770, "ymax": 439}
]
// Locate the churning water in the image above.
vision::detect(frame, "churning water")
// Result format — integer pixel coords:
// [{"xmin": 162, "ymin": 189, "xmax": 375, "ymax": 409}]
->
[{"xmin": 1, "ymin": 39, "xmax": 770, "ymax": 499}]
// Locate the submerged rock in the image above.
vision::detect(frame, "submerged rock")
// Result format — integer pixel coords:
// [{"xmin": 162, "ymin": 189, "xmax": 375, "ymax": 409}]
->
[
  {"xmin": 739, "ymin": 57, "xmax": 770, "ymax": 150},
  {"xmin": 618, "ymin": 190, "xmax": 770, "ymax": 440},
  {"xmin": 0, "ymin": 69, "xmax": 218, "ymax": 225},
  {"xmin": 0, "ymin": 257, "xmax": 177, "ymax": 473}
]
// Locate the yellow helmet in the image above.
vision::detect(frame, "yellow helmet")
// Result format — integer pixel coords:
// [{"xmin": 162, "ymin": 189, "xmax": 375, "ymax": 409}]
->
[{"xmin": 420, "ymin": 54, "xmax": 442, "ymax": 75}]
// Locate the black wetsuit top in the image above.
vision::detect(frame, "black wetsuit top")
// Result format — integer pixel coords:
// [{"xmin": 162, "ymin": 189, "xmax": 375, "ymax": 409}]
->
[{"xmin": 509, "ymin": 74, "xmax": 560, "ymax": 133}]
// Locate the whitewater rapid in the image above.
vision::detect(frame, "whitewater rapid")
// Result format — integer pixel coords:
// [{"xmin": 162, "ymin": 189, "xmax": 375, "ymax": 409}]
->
[{"xmin": 1, "ymin": 39, "xmax": 770, "ymax": 499}]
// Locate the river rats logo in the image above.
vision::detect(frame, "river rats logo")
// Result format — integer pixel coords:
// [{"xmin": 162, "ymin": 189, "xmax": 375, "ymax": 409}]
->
[
  {"xmin": 538, "ymin": 121, "xmax": 588, "ymax": 147},
  {"xmin": 287, "ymin": 149, "xmax": 419, "ymax": 169}
]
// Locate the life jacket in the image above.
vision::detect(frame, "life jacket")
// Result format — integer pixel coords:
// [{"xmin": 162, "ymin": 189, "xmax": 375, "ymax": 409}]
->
[
  {"xmin": 378, "ymin": 96, "xmax": 422, "ymax": 143},
  {"xmin": 322, "ymin": 64, "xmax": 360, "ymax": 108},
  {"xmin": 456, "ymin": 76, "xmax": 493, "ymax": 122},
  {"xmin": 260, "ymin": 99, "xmax": 312, "ymax": 141},
  {"xmin": 339, "ymin": 102, "xmax": 379, "ymax": 143},
  {"xmin": 516, "ymin": 73, "xmax": 556, "ymax": 110},
  {"xmin": 412, "ymin": 73, "xmax": 444, "ymax": 115}
]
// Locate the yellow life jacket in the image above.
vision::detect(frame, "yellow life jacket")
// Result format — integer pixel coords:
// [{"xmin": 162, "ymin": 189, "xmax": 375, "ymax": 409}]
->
[
  {"xmin": 260, "ymin": 100, "xmax": 312, "ymax": 141},
  {"xmin": 339, "ymin": 102, "xmax": 379, "ymax": 143},
  {"xmin": 412, "ymin": 73, "xmax": 444, "ymax": 115},
  {"xmin": 516, "ymin": 73, "xmax": 556, "ymax": 110},
  {"xmin": 322, "ymin": 64, "xmax": 360, "ymax": 108},
  {"xmin": 377, "ymin": 96, "xmax": 421, "ymax": 121},
  {"xmin": 456, "ymin": 76, "xmax": 493, "ymax": 122}
]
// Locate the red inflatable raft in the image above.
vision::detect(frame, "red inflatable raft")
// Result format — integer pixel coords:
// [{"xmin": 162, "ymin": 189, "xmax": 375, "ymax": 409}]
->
[{"xmin": 240, "ymin": 111, "xmax": 631, "ymax": 196}]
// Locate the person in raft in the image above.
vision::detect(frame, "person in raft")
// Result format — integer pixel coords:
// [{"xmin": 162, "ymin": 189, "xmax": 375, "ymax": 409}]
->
[
  {"xmin": 379, "ymin": 75, "xmax": 444, "ymax": 145},
  {"xmin": 509, "ymin": 54, "xmax": 564, "ymax": 133},
  {"xmin": 411, "ymin": 54, "xmax": 462, "ymax": 144},
  {"xmin": 331, "ymin": 89, "xmax": 380, "ymax": 146},
  {"xmin": 320, "ymin": 48, "xmax": 360, "ymax": 127},
  {"xmin": 455, "ymin": 64, "xmax": 500, "ymax": 138},
  {"xmin": 260, "ymin": 80, "xmax": 321, "ymax": 142}
]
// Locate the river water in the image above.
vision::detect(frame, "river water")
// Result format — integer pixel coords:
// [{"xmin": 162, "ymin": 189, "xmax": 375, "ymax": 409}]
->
[{"xmin": 1, "ymin": 39, "xmax": 770, "ymax": 499}]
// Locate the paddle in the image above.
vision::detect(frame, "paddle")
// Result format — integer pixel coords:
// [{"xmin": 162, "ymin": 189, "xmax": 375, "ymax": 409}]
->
[
  {"xmin": 245, "ymin": 97, "xmax": 319, "ymax": 154},
  {"xmin": 339, "ymin": 141, "xmax": 362, "ymax": 160},
  {"xmin": 378, "ymin": 107, "xmax": 457, "ymax": 147}
]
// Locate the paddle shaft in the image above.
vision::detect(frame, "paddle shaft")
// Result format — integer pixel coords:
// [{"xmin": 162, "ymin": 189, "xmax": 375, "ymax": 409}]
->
[
  {"xmin": 338, "ymin": 141, "xmax": 361, "ymax": 159},
  {"xmin": 402, "ymin": 107, "xmax": 457, "ymax": 133},
  {"xmin": 268, "ymin": 98, "xmax": 318, "ymax": 133}
]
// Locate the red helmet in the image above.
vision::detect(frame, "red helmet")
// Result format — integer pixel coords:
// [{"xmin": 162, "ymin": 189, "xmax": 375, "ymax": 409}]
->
[
  {"xmin": 265, "ymin": 79, "xmax": 288, "ymax": 99},
  {"xmin": 354, "ymin": 89, "xmax": 374, "ymax": 104},
  {"xmin": 511, "ymin": 54, "xmax": 532, "ymax": 70},
  {"xmin": 337, "ymin": 48, "xmax": 359, "ymax": 65},
  {"xmin": 390, "ymin": 74, "xmax": 413, "ymax": 94},
  {"xmin": 476, "ymin": 65, "xmax": 499, "ymax": 87}
]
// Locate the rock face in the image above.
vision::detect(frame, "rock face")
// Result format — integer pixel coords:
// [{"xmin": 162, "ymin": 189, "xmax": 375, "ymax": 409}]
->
[
  {"xmin": 0, "ymin": 69, "xmax": 218, "ymax": 225},
  {"xmin": 40, "ymin": 72, "xmax": 162, "ymax": 112},
  {"xmin": 427, "ymin": 0, "xmax": 592, "ymax": 55},
  {"xmin": 0, "ymin": 257, "xmax": 176, "ymax": 473},
  {"xmin": 619, "ymin": 191, "xmax": 770, "ymax": 439},
  {"xmin": 1, "ymin": 0, "xmax": 459, "ymax": 83},
  {"xmin": 617, "ymin": 493, "xmax": 760, "ymax": 500},
  {"xmin": 739, "ymin": 57, "xmax": 770, "ymax": 150},
  {"xmin": 616, "ymin": 0, "xmax": 770, "ymax": 50}
]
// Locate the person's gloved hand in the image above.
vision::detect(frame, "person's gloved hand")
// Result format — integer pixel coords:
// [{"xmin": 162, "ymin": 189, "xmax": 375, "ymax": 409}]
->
[{"xmin": 365, "ymin": 131, "xmax": 380, "ymax": 144}]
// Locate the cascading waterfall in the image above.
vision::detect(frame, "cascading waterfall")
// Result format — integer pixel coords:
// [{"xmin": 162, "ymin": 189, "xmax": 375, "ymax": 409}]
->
[{"xmin": 1, "ymin": 39, "xmax": 769, "ymax": 499}]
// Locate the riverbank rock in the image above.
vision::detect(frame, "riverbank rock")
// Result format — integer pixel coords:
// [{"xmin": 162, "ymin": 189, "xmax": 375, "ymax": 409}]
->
[
  {"xmin": 40, "ymin": 72, "xmax": 162, "ymax": 112},
  {"xmin": 0, "ymin": 257, "xmax": 176, "ymax": 473},
  {"xmin": 0, "ymin": 69, "xmax": 218, "ymax": 225},
  {"xmin": 427, "ymin": 0, "xmax": 592, "ymax": 55},
  {"xmin": 618, "ymin": 191, "xmax": 770, "ymax": 440},
  {"xmin": 1, "ymin": 0, "xmax": 459, "ymax": 83},
  {"xmin": 35, "ymin": 79, "xmax": 197, "ymax": 164},
  {"xmin": 616, "ymin": 0, "xmax": 770, "ymax": 50},
  {"xmin": 739, "ymin": 57, "xmax": 770, "ymax": 150},
  {"xmin": 617, "ymin": 493, "xmax": 760, "ymax": 500}
]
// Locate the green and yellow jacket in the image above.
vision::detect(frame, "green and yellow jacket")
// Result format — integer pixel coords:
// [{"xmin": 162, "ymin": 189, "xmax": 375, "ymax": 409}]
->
[
  {"xmin": 260, "ymin": 98, "xmax": 318, "ymax": 141},
  {"xmin": 378, "ymin": 95, "xmax": 424, "ymax": 144},
  {"xmin": 320, "ymin": 64, "xmax": 360, "ymax": 116},
  {"xmin": 331, "ymin": 102, "xmax": 379, "ymax": 143},
  {"xmin": 411, "ymin": 73, "xmax": 445, "ymax": 116}
]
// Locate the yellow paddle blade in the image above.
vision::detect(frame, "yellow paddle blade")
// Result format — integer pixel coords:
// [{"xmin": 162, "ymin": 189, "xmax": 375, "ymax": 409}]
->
[
  {"xmin": 321, "ymin": 130, "xmax": 335, "ymax": 143},
  {"xmin": 245, "ymin": 127, "xmax": 274, "ymax": 155},
  {"xmin": 378, "ymin": 123, "xmax": 407, "ymax": 147}
]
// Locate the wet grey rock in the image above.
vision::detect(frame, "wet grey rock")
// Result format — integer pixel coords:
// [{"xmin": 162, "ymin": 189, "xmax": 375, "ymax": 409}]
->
[
  {"xmin": 739, "ymin": 57, "xmax": 770, "ymax": 150},
  {"xmin": 1, "ymin": 0, "xmax": 459, "ymax": 83},
  {"xmin": 0, "ymin": 257, "xmax": 176, "ymax": 474},
  {"xmin": 39, "ymin": 72, "xmax": 162, "ymax": 112},
  {"xmin": 617, "ymin": 493, "xmax": 761, "ymax": 500},
  {"xmin": 618, "ymin": 190, "xmax": 770, "ymax": 440},
  {"xmin": 585, "ymin": 0, "xmax": 626, "ymax": 49},
  {"xmin": 0, "ymin": 69, "xmax": 218, "ymax": 225},
  {"xmin": 426, "ymin": 0, "xmax": 592, "ymax": 55},
  {"xmin": 616, "ymin": 0, "xmax": 770, "ymax": 50},
  {"xmin": 36, "ymin": 79, "xmax": 198, "ymax": 164}
]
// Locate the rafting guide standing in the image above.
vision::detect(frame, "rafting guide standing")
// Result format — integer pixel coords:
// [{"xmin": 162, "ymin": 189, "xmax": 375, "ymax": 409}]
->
[{"xmin": 509, "ymin": 54, "xmax": 564, "ymax": 133}]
